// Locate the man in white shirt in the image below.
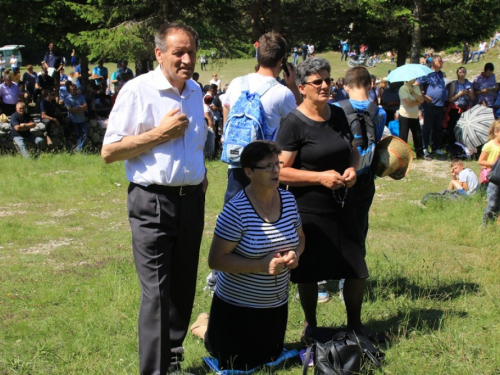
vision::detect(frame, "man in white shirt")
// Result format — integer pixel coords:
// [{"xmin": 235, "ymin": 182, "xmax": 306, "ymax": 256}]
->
[
  {"xmin": 9, "ymin": 54, "xmax": 18, "ymax": 69},
  {"xmin": 471, "ymin": 40, "xmax": 488, "ymax": 62},
  {"xmin": 101, "ymin": 22, "xmax": 207, "ymax": 375},
  {"xmin": 209, "ymin": 73, "xmax": 221, "ymax": 90},
  {"xmin": 204, "ymin": 31, "xmax": 302, "ymax": 293}
]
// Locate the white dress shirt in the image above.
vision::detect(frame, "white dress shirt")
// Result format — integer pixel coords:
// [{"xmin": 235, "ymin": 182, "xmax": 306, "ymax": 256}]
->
[{"xmin": 104, "ymin": 66, "xmax": 207, "ymax": 187}]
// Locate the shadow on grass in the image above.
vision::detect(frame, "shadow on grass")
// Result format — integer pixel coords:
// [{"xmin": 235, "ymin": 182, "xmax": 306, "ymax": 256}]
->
[
  {"xmin": 364, "ymin": 276, "xmax": 480, "ymax": 302},
  {"xmin": 363, "ymin": 307, "xmax": 468, "ymax": 350}
]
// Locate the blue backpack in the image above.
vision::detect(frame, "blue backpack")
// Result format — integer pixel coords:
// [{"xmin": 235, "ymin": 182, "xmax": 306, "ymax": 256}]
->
[{"xmin": 221, "ymin": 75, "xmax": 278, "ymax": 167}]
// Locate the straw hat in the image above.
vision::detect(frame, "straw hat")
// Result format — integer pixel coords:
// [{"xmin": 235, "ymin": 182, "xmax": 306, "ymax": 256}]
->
[{"xmin": 374, "ymin": 136, "xmax": 413, "ymax": 180}]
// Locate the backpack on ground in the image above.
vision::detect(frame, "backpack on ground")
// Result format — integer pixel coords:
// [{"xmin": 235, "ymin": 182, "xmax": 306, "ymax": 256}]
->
[
  {"xmin": 221, "ymin": 75, "xmax": 278, "ymax": 167},
  {"xmin": 302, "ymin": 326, "xmax": 384, "ymax": 375},
  {"xmin": 338, "ymin": 100, "xmax": 379, "ymax": 173}
]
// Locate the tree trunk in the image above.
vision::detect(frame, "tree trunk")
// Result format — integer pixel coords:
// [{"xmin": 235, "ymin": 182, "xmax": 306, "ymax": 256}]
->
[
  {"xmin": 135, "ymin": 59, "xmax": 151, "ymax": 76},
  {"xmin": 250, "ymin": 0, "xmax": 263, "ymax": 42},
  {"xmin": 410, "ymin": 0, "xmax": 422, "ymax": 63},
  {"xmin": 80, "ymin": 56, "xmax": 89, "ymax": 93},
  {"xmin": 270, "ymin": 0, "xmax": 281, "ymax": 33},
  {"xmin": 396, "ymin": 28, "xmax": 409, "ymax": 67}
]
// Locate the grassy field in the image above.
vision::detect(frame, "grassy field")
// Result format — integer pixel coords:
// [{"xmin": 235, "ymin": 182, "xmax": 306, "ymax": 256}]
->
[{"xmin": 1, "ymin": 48, "xmax": 500, "ymax": 374}]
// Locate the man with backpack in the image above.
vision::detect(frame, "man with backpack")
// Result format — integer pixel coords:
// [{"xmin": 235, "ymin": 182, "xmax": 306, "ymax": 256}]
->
[
  {"xmin": 204, "ymin": 31, "xmax": 301, "ymax": 294},
  {"xmin": 335, "ymin": 67, "xmax": 386, "ymax": 337},
  {"xmin": 337, "ymin": 66, "xmax": 386, "ymax": 255},
  {"xmin": 221, "ymin": 31, "xmax": 301, "ymax": 203}
]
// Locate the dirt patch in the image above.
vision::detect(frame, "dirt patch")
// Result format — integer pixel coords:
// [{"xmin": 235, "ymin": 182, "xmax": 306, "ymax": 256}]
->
[
  {"xmin": 51, "ymin": 209, "xmax": 77, "ymax": 217},
  {"xmin": 40, "ymin": 170, "xmax": 75, "ymax": 177},
  {"xmin": 20, "ymin": 239, "xmax": 74, "ymax": 255},
  {"xmin": 0, "ymin": 210, "xmax": 27, "ymax": 217}
]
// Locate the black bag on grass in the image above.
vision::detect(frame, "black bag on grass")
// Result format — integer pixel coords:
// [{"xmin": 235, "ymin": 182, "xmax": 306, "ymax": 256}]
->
[{"xmin": 302, "ymin": 327, "xmax": 384, "ymax": 375}]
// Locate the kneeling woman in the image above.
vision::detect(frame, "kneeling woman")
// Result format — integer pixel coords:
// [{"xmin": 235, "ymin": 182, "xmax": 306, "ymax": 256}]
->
[{"xmin": 191, "ymin": 140, "xmax": 305, "ymax": 370}]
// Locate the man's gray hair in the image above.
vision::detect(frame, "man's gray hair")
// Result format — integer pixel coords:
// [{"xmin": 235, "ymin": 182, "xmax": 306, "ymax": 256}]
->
[
  {"xmin": 295, "ymin": 57, "xmax": 331, "ymax": 86},
  {"xmin": 155, "ymin": 22, "xmax": 199, "ymax": 52}
]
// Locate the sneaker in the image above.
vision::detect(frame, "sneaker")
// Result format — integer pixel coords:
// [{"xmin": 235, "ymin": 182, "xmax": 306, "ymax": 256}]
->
[
  {"xmin": 423, "ymin": 148, "xmax": 431, "ymax": 157},
  {"xmin": 318, "ymin": 284, "xmax": 330, "ymax": 303},
  {"xmin": 435, "ymin": 149, "xmax": 445, "ymax": 156}
]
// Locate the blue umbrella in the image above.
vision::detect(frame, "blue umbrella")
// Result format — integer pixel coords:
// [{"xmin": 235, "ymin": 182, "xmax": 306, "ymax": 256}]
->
[{"xmin": 386, "ymin": 64, "xmax": 434, "ymax": 83}]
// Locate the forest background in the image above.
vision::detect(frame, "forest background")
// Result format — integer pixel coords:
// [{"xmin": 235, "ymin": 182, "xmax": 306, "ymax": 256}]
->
[{"xmin": 2, "ymin": 0, "xmax": 500, "ymax": 79}]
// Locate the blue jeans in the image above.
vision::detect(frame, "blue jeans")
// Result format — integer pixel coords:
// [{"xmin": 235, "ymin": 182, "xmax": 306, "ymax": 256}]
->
[
  {"xmin": 13, "ymin": 135, "xmax": 45, "ymax": 158},
  {"xmin": 422, "ymin": 105, "xmax": 445, "ymax": 151},
  {"xmin": 470, "ymin": 50, "xmax": 485, "ymax": 61},
  {"xmin": 340, "ymin": 51, "xmax": 349, "ymax": 61},
  {"xmin": 483, "ymin": 182, "xmax": 500, "ymax": 223},
  {"xmin": 72, "ymin": 120, "xmax": 88, "ymax": 151},
  {"xmin": 292, "ymin": 53, "xmax": 299, "ymax": 65}
]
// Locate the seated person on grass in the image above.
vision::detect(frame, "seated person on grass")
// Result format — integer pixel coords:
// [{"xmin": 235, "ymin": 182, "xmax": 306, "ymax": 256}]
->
[
  {"xmin": 422, "ymin": 159, "xmax": 478, "ymax": 204},
  {"xmin": 448, "ymin": 159, "xmax": 479, "ymax": 195}
]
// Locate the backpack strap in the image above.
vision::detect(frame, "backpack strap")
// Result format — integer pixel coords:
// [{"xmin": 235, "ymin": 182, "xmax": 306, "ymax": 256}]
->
[{"xmin": 240, "ymin": 74, "xmax": 278, "ymax": 97}]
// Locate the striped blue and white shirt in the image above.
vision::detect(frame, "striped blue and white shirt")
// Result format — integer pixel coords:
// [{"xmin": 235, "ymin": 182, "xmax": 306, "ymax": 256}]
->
[{"xmin": 214, "ymin": 188, "xmax": 302, "ymax": 308}]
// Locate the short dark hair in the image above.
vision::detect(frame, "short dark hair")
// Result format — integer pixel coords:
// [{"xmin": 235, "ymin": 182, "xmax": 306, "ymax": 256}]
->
[
  {"xmin": 210, "ymin": 84, "xmax": 218, "ymax": 91},
  {"xmin": 295, "ymin": 57, "xmax": 331, "ymax": 86},
  {"xmin": 155, "ymin": 22, "xmax": 199, "ymax": 52},
  {"xmin": 241, "ymin": 141, "xmax": 282, "ymax": 170},
  {"xmin": 431, "ymin": 55, "xmax": 442, "ymax": 65},
  {"xmin": 192, "ymin": 72, "xmax": 199, "ymax": 80},
  {"xmin": 484, "ymin": 62, "xmax": 494, "ymax": 72},
  {"xmin": 257, "ymin": 32, "xmax": 287, "ymax": 68},
  {"xmin": 345, "ymin": 66, "xmax": 371, "ymax": 89}
]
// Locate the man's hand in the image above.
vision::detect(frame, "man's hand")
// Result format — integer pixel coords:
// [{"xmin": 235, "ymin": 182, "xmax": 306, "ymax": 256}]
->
[{"xmin": 157, "ymin": 108, "xmax": 189, "ymax": 140}]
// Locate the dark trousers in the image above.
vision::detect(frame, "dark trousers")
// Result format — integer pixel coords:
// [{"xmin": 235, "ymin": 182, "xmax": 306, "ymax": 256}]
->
[
  {"xmin": 445, "ymin": 108, "xmax": 462, "ymax": 151},
  {"xmin": 128, "ymin": 182, "xmax": 205, "ymax": 375},
  {"xmin": 462, "ymin": 51, "xmax": 469, "ymax": 64},
  {"xmin": 351, "ymin": 173, "xmax": 375, "ymax": 257},
  {"xmin": 422, "ymin": 105, "xmax": 445, "ymax": 151},
  {"xmin": 399, "ymin": 115, "xmax": 424, "ymax": 158}
]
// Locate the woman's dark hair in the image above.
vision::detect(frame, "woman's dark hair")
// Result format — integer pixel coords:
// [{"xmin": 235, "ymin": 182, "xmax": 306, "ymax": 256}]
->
[
  {"xmin": 295, "ymin": 57, "xmax": 331, "ymax": 86},
  {"xmin": 240, "ymin": 140, "xmax": 282, "ymax": 170},
  {"xmin": 456, "ymin": 66, "xmax": 467, "ymax": 75}
]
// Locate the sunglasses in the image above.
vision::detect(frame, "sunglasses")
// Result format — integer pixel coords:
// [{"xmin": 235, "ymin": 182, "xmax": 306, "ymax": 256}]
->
[{"xmin": 305, "ymin": 78, "xmax": 333, "ymax": 87}]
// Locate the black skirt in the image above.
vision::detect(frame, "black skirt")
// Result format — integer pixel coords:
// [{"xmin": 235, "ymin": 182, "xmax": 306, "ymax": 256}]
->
[
  {"xmin": 291, "ymin": 196, "xmax": 368, "ymax": 283},
  {"xmin": 205, "ymin": 294, "xmax": 288, "ymax": 371}
]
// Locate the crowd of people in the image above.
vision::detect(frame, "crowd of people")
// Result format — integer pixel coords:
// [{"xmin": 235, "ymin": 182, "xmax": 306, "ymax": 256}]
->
[
  {"xmin": 0, "ymin": 43, "xmax": 135, "ymax": 157},
  {"xmin": 3, "ymin": 22, "xmax": 500, "ymax": 374}
]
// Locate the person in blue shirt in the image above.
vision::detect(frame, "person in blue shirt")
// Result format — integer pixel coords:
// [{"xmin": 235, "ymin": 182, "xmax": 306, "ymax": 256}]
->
[
  {"xmin": 416, "ymin": 55, "xmax": 447, "ymax": 157},
  {"xmin": 336, "ymin": 67, "xmax": 386, "ymax": 255},
  {"xmin": 340, "ymin": 39, "xmax": 350, "ymax": 61},
  {"xmin": 64, "ymin": 83, "xmax": 88, "ymax": 152},
  {"xmin": 92, "ymin": 59, "xmax": 108, "ymax": 86},
  {"xmin": 330, "ymin": 78, "xmax": 349, "ymax": 102},
  {"xmin": 334, "ymin": 66, "xmax": 386, "ymax": 339}
]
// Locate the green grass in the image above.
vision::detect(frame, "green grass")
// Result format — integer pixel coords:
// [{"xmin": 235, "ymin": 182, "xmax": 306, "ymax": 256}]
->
[
  {"xmin": 2, "ymin": 47, "xmax": 500, "ymax": 374},
  {"xmin": 1, "ymin": 153, "xmax": 500, "ymax": 374}
]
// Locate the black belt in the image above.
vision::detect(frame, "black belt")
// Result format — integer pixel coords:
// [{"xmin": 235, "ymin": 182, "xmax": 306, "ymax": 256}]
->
[{"xmin": 131, "ymin": 182, "xmax": 201, "ymax": 196}]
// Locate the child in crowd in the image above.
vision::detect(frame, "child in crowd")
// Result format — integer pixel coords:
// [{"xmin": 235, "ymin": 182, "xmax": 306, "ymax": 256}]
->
[
  {"xmin": 478, "ymin": 120, "xmax": 500, "ymax": 225},
  {"xmin": 448, "ymin": 159, "xmax": 479, "ymax": 195},
  {"xmin": 421, "ymin": 159, "xmax": 478, "ymax": 205}
]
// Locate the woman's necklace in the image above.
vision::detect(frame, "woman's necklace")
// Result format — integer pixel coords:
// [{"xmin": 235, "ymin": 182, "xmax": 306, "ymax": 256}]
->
[{"xmin": 250, "ymin": 186, "xmax": 274, "ymax": 217}]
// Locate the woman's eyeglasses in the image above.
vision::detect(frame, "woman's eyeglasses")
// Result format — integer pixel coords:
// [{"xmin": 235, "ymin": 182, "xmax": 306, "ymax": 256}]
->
[
  {"xmin": 252, "ymin": 161, "xmax": 284, "ymax": 172},
  {"xmin": 306, "ymin": 78, "xmax": 333, "ymax": 87}
]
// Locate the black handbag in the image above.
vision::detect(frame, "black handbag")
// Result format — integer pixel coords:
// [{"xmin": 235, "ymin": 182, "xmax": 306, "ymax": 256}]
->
[
  {"xmin": 302, "ymin": 327, "xmax": 384, "ymax": 375},
  {"xmin": 487, "ymin": 157, "xmax": 500, "ymax": 186}
]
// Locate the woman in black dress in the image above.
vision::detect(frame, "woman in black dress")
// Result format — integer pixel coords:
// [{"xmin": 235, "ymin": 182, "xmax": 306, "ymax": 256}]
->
[{"xmin": 276, "ymin": 57, "xmax": 367, "ymax": 331}]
